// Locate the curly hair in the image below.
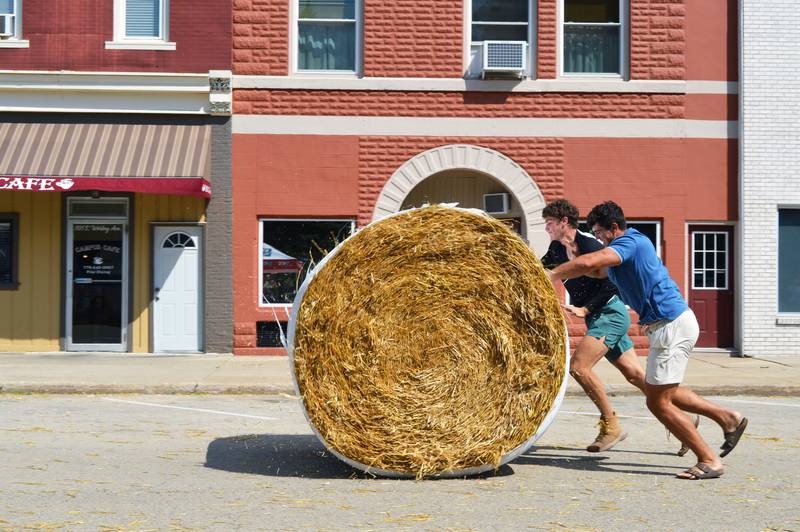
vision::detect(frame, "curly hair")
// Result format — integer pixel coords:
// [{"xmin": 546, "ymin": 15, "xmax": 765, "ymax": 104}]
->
[
  {"xmin": 586, "ymin": 201, "xmax": 627, "ymax": 231},
  {"xmin": 541, "ymin": 199, "xmax": 579, "ymax": 228}
]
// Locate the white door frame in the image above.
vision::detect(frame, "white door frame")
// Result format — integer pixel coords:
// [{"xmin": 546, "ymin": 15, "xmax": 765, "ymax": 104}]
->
[
  {"xmin": 151, "ymin": 224, "xmax": 204, "ymax": 353},
  {"xmin": 65, "ymin": 199, "xmax": 130, "ymax": 352}
]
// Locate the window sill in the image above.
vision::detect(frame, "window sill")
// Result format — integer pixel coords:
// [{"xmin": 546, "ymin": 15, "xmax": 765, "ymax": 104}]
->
[
  {"xmin": 0, "ymin": 282, "xmax": 20, "ymax": 290},
  {"xmin": 776, "ymin": 315, "xmax": 800, "ymax": 326},
  {"xmin": 0, "ymin": 39, "xmax": 30, "ymax": 48},
  {"xmin": 105, "ymin": 40, "xmax": 176, "ymax": 51}
]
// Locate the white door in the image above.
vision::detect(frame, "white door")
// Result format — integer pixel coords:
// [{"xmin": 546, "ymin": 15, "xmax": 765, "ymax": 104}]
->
[{"xmin": 153, "ymin": 226, "xmax": 203, "ymax": 352}]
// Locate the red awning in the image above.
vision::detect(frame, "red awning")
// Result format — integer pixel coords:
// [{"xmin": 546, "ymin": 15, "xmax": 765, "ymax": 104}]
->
[{"xmin": 0, "ymin": 122, "xmax": 212, "ymax": 198}]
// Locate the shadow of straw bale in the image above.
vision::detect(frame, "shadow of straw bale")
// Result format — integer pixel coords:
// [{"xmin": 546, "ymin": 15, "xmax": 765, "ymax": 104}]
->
[{"xmin": 205, "ymin": 434, "xmax": 515, "ymax": 480}]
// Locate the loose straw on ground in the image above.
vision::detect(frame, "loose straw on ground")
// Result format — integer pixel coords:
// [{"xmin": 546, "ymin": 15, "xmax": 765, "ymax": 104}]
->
[{"xmin": 291, "ymin": 205, "xmax": 566, "ymax": 478}]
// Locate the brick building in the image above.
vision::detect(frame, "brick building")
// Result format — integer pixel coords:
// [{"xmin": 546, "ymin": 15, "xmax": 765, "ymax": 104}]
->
[
  {"xmin": 740, "ymin": 1, "xmax": 800, "ymax": 356},
  {"xmin": 0, "ymin": 0, "xmax": 233, "ymax": 353},
  {"xmin": 231, "ymin": 0, "xmax": 738, "ymax": 354}
]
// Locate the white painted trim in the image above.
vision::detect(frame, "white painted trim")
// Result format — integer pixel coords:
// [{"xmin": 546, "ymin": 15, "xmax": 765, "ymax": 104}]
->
[
  {"xmin": 105, "ymin": 41, "xmax": 176, "ymax": 50},
  {"xmin": 557, "ymin": 0, "xmax": 627, "ymax": 79},
  {"xmin": 0, "ymin": 70, "xmax": 215, "ymax": 114},
  {"xmin": 0, "ymin": 39, "xmax": 28, "ymax": 48},
  {"xmin": 686, "ymin": 80, "xmax": 739, "ymax": 95},
  {"xmin": 233, "ymin": 115, "xmax": 738, "ymax": 139},
  {"xmin": 233, "ymin": 75, "xmax": 687, "ymax": 93},
  {"xmin": 464, "ymin": 0, "xmax": 536, "ymax": 78},
  {"xmin": 371, "ymin": 144, "xmax": 549, "ymax": 252}
]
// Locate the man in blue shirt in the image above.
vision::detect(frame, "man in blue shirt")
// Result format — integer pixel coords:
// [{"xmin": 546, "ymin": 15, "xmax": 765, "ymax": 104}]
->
[{"xmin": 548, "ymin": 201, "xmax": 748, "ymax": 480}]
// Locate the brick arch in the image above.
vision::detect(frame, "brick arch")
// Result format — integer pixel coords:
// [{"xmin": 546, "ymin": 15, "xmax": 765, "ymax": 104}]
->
[{"xmin": 371, "ymin": 144, "xmax": 549, "ymax": 253}]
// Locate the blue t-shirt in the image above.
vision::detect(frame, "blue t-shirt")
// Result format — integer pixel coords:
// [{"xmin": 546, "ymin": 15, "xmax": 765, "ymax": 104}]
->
[{"xmin": 607, "ymin": 228, "xmax": 687, "ymax": 324}]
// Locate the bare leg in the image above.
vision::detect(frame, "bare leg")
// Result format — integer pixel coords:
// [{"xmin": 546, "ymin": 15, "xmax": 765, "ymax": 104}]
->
[
  {"xmin": 645, "ymin": 383, "xmax": 723, "ymax": 477},
  {"xmin": 570, "ymin": 335, "xmax": 615, "ymax": 419}
]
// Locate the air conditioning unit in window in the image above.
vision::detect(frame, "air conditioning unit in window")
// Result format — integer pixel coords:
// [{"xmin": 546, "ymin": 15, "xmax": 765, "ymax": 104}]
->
[
  {"xmin": 483, "ymin": 193, "xmax": 511, "ymax": 215},
  {"xmin": 482, "ymin": 41, "xmax": 527, "ymax": 79},
  {"xmin": 0, "ymin": 15, "xmax": 14, "ymax": 38}
]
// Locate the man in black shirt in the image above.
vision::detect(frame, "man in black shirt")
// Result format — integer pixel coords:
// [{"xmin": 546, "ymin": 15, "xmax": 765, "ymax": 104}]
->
[{"xmin": 541, "ymin": 200, "xmax": 695, "ymax": 454}]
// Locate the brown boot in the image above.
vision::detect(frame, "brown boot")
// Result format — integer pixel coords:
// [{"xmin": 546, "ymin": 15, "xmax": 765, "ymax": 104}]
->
[{"xmin": 587, "ymin": 414, "xmax": 628, "ymax": 453}]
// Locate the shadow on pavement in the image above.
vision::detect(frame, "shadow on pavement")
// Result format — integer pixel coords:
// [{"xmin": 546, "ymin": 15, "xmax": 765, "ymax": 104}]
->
[
  {"xmin": 516, "ymin": 446, "xmax": 681, "ymax": 477},
  {"xmin": 205, "ymin": 434, "xmax": 514, "ymax": 480}
]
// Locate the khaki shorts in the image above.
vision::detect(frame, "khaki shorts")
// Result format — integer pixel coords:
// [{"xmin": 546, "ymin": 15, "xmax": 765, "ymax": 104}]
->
[{"xmin": 643, "ymin": 310, "xmax": 699, "ymax": 385}]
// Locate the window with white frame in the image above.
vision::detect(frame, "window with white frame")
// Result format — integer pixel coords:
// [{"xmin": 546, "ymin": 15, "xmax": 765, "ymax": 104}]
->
[
  {"xmin": 778, "ymin": 209, "xmax": 800, "ymax": 313},
  {"xmin": 107, "ymin": 0, "xmax": 174, "ymax": 49},
  {"xmin": 692, "ymin": 231, "xmax": 728, "ymax": 290},
  {"xmin": 260, "ymin": 219, "xmax": 355, "ymax": 306},
  {"xmin": 467, "ymin": 0, "xmax": 531, "ymax": 78},
  {"xmin": 562, "ymin": 0, "xmax": 623, "ymax": 75},
  {"xmin": 0, "ymin": 0, "xmax": 25, "ymax": 44},
  {"xmin": 296, "ymin": 0, "xmax": 359, "ymax": 72}
]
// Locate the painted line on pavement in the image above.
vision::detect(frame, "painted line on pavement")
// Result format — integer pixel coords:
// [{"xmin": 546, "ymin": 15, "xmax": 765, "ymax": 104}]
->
[
  {"xmin": 715, "ymin": 398, "xmax": 800, "ymax": 409},
  {"xmin": 102, "ymin": 397, "xmax": 278, "ymax": 420}
]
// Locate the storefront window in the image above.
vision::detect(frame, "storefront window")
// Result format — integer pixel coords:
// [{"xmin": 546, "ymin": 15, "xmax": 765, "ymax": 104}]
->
[
  {"xmin": 0, "ymin": 213, "xmax": 19, "ymax": 289},
  {"xmin": 260, "ymin": 219, "xmax": 355, "ymax": 305}
]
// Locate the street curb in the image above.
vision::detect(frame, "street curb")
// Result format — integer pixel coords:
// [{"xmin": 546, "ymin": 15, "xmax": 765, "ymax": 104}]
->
[{"xmin": 2, "ymin": 383, "xmax": 799, "ymax": 397}]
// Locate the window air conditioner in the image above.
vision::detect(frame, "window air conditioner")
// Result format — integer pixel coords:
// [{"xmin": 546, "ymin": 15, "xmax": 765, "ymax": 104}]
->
[
  {"xmin": 483, "ymin": 193, "xmax": 511, "ymax": 215},
  {"xmin": 0, "ymin": 14, "xmax": 14, "ymax": 37},
  {"xmin": 482, "ymin": 41, "xmax": 527, "ymax": 79}
]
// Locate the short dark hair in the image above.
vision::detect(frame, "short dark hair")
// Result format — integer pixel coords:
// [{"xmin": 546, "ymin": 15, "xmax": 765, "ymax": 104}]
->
[
  {"xmin": 586, "ymin": 201, "xmax": 627, "ymax": 231},
  {"xmin": 541, "ymin": 199, "xmax": 579, "ymax": 228}
]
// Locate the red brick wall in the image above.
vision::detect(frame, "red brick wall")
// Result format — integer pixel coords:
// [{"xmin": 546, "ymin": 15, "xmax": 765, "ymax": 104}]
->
[
  {"xmin": 630, "ymin": 0, "xmax": 686, "ymax": 80},
  {"xmin": 233, "ymin": 0, "xmax": 289, "ymax": 75},
  {"xmin": 686, "ymin": 0, "xmax": 737, "ymax": 81},
  {"xmin": 538, "ymin": 0, "xmax": 557, "ymax": 78},
  {"xmin": 0, "ymin": 0, "xmax": 230, "ymax": 72},
  {"xmin": 357, "ymin": 137, "xmax": 565, "ymax": 227},
  {"xmin": 234, "ymin": 90, "xmax": 685, "ymax": 118},
  {"xmin": 363, "ymin": 0, "xmax": 463, "ymax": 77}
]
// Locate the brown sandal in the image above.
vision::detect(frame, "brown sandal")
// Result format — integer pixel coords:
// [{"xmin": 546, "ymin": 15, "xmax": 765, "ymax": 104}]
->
[
  {"xmin": 720, "ymin": 417, "xmax": 748, "ymax": 458},
  {"xmin": 676, "ymin": 463, "xmax": 724, "ymax": 480},
  {"xmin": 677, "ymin": 415, "xmax": 701, "ymax": 457}
]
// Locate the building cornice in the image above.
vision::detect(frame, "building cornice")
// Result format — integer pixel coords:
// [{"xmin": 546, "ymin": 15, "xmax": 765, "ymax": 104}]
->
[
  {"xmin": 230, "ymin": 75, "xmax": 741, "ymax": 94},
  {"xmin": 0, "ymin": 70, "xmax": 231, "ymax": 115}
]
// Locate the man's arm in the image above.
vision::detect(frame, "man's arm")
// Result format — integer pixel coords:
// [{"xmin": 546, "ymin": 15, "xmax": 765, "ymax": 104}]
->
[{"xmin": 549, "ymin": 248, "xmax": 621, "ymax": 282}]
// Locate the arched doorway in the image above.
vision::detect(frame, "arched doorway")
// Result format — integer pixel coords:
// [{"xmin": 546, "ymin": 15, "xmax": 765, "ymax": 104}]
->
[{"xmin": 371, "ymin": 144, "xmax": 549, "ymax": 254}]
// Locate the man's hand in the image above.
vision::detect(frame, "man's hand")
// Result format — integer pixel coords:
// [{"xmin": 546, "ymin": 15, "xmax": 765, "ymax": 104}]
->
[{"xmin": 561, "ymin": 304, "xmax": 588, "ymax": 318}]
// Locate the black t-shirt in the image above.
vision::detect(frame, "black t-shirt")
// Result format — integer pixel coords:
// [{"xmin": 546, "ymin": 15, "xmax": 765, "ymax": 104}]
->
[{"xmin": 540, "ymin": 230, "xmax": 619, "ymax": 317}]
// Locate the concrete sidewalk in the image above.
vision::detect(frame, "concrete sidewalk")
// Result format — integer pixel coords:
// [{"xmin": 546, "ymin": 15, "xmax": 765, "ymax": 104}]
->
[{"xmin": 0, "ymin": 351, "xmax": 798, "ymax": 396}]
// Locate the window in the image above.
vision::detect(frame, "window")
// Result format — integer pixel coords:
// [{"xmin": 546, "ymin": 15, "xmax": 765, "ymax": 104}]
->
[
  {"xmin": 692, "ymin": 231, "xmax": 728, "ymax": 290},
  {"xmin": 779, "ymin": 209, "xmax": 800, "ymax": 313},
  {"xmin": 467, "ymin": 0, "xmax": 531, "ymax": 78},
  {"xmin": 260, "ymin": 219, "xmax": 355, "ymax": 305},
  {"xmin": 106, "ymin": 0, "xmax": 175, "ymax": 50},
  {"xmin": 295, "ymin": 0, "xmax": 360, "ymax": 73},
  {"xmin": 579, "ymin": 219, "xmax": 662, "ymax": 258},
  {"xmin": 0, "ymin": 213, "xmax": 19, "ymax": 289},
  {"xmin": 0, "ymin": 0, "xmax": 27, "ymax": 47},
  {"xmin": 162, "ymin": 232, "xmax": 196, "ymax": 249},
  {"xmin": 562, "ymin": 0, "xmax": 624, "ymax": 75}
]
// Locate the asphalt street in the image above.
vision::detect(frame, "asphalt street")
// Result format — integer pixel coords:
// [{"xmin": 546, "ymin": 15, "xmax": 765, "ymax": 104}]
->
[{"xmin": 1, "ymin": 394, "xmax": 798, "ymax": 531}]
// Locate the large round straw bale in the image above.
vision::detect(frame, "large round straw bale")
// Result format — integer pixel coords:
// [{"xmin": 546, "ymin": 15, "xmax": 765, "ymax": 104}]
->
[{"xmin": 288, "ymin": 205, "xmax": 567, "ymax": 478}]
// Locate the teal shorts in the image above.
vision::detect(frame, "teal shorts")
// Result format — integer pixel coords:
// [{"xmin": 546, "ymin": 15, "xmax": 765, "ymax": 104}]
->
[{"xmin": 585, "ymin": 295, "xmax": 634, "ymax": 362}]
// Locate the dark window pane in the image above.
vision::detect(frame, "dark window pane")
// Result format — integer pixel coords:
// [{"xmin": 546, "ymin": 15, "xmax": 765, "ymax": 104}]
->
[
  {"xmin": 694, "ymin": 233, "xmax": 702, "ymax": 250},
  {"xmin": 565, "ymin": 0, "xmax": 619, "ymax": 23},
  {"xmin": 564, "ymin": 25, "xmax": 620, "ymax": 73},
  {"xmin": 779, "ymin": 210, "xmax": 800, "ymax": 312},
  {"xmin": 473, "ymin": 0, "xmax": 527, "ymax": 23},
  {"xmin": 694, "ymin": 251, "xmax": 703, "ymax": 270},
  {"xmin": 472, "ymin": 24, "xmax": 528, "ymax": 42},
  {"xmin": 298, "ymin": 21, "xmax": 356, "ymax": 70},
  {"xmin": 716, "ymin": 233, "xmax": 726, "ymax": 250},
  {"xmin": 717, "ymin": 251, "xmax": 727, "ymax": 270},
  {"xmin": 716, "ymin": 272, "xmax": 726, "ymax": 288},
  {"xmin": 299, "ymin": 0, "xmax": 354, "ymax": 19},
  {"xmin": 705, "ymin": 271, "xmax": 716, "ymax": 288},
  {"xmin": 256, "ymin": 321, "xmax": 288, "ymax": 348},
  {"xmin": 0, "ymin": 221, "xmax": 11, "ymax": 284},
  {"xmin": 262, "ymin": 220, "xmax": 353, "ymax": 305},
  {"xmin": 694, "ymin": 272, "xmax": 704, "ymax": 288}
]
